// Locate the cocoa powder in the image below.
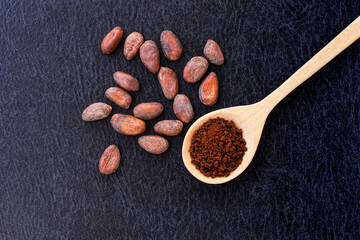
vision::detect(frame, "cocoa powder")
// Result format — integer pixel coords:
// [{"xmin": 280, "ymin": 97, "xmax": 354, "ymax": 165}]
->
[{"xmin": 189, "ymin": 117, "xmax": 247, "ymax": 178}]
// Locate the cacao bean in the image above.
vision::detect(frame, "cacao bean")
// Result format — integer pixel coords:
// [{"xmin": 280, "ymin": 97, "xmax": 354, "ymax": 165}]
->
[
  {"xmin": 173, "ymin": 94, "xmax": 194, "ymax": 123},
  {"xmin": 110, "ymin": 114, "xmax": 146, "ymax": 135},
  {"xmin": 157, "ymin": 67, "xmax": 178, "ymax": 100},
  {"xmin": 99, "ymin": 145, "xmax": 120, "ymax": 174},
  {"xmin": 140, "ymin": 40, "xmax": 160, "ymax": 74},
  {"xmin": 105, "ymin": 87, "xmax": 132, "ymax": 109},
  {"xmin": 101, "ymin": 26, "xmax": 123, "ymax": 54},
  {"xmin": 82, "ymin": 102, "xmax": 112, "ymax": 121},
  {"xmin": 138, "ymin": 135, "xmax": 169, "ymax": 154},
  {"xmin": 183, "ymin": 56, "xmax": 208, "ymax": 83},
  {"xmin": 154, "ymin": 120, "xmax": 183, "ymax": 136}
]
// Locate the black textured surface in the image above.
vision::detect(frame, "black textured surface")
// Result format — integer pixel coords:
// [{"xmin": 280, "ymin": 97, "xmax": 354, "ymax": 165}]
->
[{"xmin": 1, "ymin": 1, "xmax": 359, "ymax": 239}]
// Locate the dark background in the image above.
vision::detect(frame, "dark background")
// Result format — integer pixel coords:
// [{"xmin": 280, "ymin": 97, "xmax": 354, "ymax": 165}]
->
[{"xmin": 1, "ymin": 0, "xmax": 359, "ymax": 239}]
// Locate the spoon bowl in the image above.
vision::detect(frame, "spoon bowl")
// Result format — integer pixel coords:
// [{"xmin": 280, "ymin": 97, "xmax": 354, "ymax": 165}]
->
[
  {"xmin": 182, "ymin": 103, "xmax": 267, "ymax": 184},
  {"xmin": 182, "ymin": 16, "xmax": 360, "ymax": 184}
]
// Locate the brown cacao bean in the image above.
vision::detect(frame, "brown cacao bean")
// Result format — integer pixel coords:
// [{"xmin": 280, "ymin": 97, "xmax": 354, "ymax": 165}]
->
[
  {"xmin": 113, "ymin": 71, "xmax": 140, "ymax": 92},
  {"xmin": 99, "ymin": 145, "xmax": 120, "ymax": 175},
  {"xmin": 154, "ymin": 120, "xmax": 183, "ymax": 136},
  {"xmin": 138, "ymin": 135, "xmax": 169, "ymax": 154},
  {"xmin": 82, "ymin": 102, "xmax": 112, "ymax": 121},
  {"xmin": 183, "ymin": 56, "xmax": 208, "ymax": 83},
  {"xmin": 133, "ymin": 102, "xmax": 164, "ymax": 120},
  {"xmin": 139, "ymin": 40, "xmax": 160, "ymax": 74},
  {"xmin": 160, "ymin": 30, "xmax": 183, "ymax": 61},
  {"xmin": 123, "ymin": 32, "xmax": 144, "ymax": 60},
  {"xmin": 203, "ymin": 39, "xmax": 224, "ymax": 66},
  {"xmin": 173, "ymin": 94, "xmax": 194, "ymax": 123},
  {"xmin": 157, "ymin": 67, "xmax": 179, "ymax": 100},
  {"xmin": 105, "ymin": 87, "xmax": 132, "ymax": 109},
  {"xmin": 110, "ymin": 114, "xmax": 146, "ymax": 135},
  {"xmin": 199, "ymin": 72, "xmax": 219, "ymax": 106},
  {"xmin": 101, "ymin": 26, "xmax": 123, "ymax": 54}
]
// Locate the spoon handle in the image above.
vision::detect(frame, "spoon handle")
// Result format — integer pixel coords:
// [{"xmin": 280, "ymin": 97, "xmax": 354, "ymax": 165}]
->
[{"xmin": 261, "ymin": 16, "xmax": 360, "ymax": 110}]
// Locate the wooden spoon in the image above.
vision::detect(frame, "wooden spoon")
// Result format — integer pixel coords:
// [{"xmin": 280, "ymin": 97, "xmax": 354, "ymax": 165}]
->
[{"xmin": 182, "ymin": 16, "xmax": 360, "ymax": 184}]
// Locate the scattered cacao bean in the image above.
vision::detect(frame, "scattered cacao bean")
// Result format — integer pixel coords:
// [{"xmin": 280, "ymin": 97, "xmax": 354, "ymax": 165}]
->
[
  {"xmin": 133, "ymin": 102, "xmax": 164, "ymax": 120},
  {"xmin": 160, "ymin": 30, "xmax": 183, "ymax": 61},
  {"xmin": 183, "ymin": 56, "xmax": 208, "ymax": 83},
  {"xmin": 138, "ymin": 135, "xmax": 169, "ymax": 154},
  {"xmin": 123, "ymin": 32, "xmax": 144, "ymax": 60},
  {"xmin": 101, "ymin": 26, "xmax": 123, "ymax": 54},
  {"xmin": 82, "ymin": 102, "xmax": 112, "ymax": 121},
  {"xmin": 173, "ymin": 94, "xmax": 194, "ymax": 123},
  {"xmin": 110, "ymin": 114, "xmax": 146, "ymax": 135},
  {"xmin": 140, "ymin": 40, "xmax": 160, "ymax": 73},
  {"xmin": 99, "ymin": 145, "xmax": 120, "ymax": 174},
  {"xmin": 199, "ymin": 72, "xmax": 219, "ymax": 106},
  {"xmin": 154, "ymin": 120, "xmax": 183, "ymax": 136},
  {"xmin": 203, "ymin": 39, "xmax": 224, "ymax": 66},
  {"xmin": 113, "ymin": 71, "xmax": 139, "ymax": 92},
  {"xmin": 157, "ymin": 67, "xmax": 179, "ymax": 100},
  {"xmin": 105, "ymin": 87, "xmax": 132, "ymax": 109}
]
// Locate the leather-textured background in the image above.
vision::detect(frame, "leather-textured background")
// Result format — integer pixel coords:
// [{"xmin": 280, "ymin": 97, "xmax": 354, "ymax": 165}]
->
[{"xmin": 1, "ymin": 0, "xmax": 359, "ymax": 239}]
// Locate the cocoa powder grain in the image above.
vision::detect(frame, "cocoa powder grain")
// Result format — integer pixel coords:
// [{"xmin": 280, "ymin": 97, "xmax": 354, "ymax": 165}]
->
[{"xmin": 189, "ymin": 117, "xmax": 247, "ymax": 178}]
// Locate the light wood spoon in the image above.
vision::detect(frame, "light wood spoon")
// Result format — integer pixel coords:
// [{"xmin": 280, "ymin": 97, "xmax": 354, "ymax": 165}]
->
[{"xmin": 182, "ymin": 16, "xmax": 360, "ymax": 184}]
